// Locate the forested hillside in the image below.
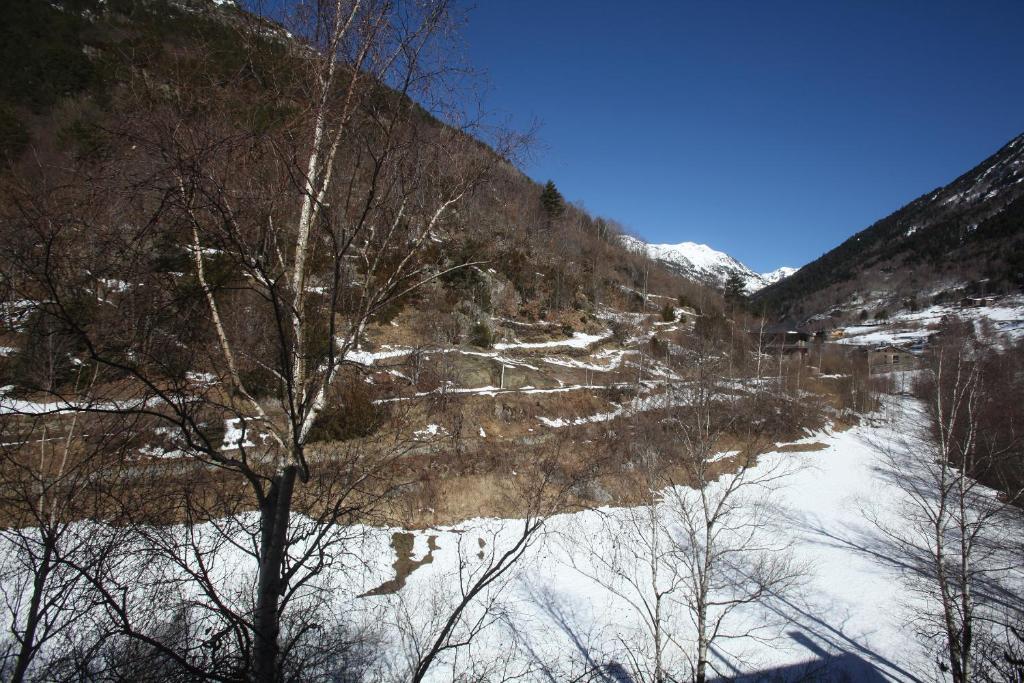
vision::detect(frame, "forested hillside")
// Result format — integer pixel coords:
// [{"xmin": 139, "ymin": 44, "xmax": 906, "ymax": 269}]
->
[
  {"xmin": 0, "ymin": 0, "xmax": 708, "ymax": 340},
  {"xmin": 2, "ymin": 2, "xmax": 1022, "ymax": 681},
  {"xmin": 0, "ymin": 2, "xmax": 745, "ymax": 678},
  {"xmin": 754, "ymin": 132, "xmax": 1024, "ymax": 319}
]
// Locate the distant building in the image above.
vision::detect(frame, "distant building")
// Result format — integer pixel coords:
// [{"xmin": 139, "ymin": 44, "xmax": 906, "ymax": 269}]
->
[
  {"xmin": 959, "ymin": 296, "xmax": 996, "ymax": 308},
  {"xmin": 801, "ymin": 317, "xmax": 839, "ymax": 342},
  {"xmin": 750, "ymin": 322, "xmax": 810, "ymax": 355},
  {"xmin": 867, "ymin": 345, "xmax": 917, "ymax": 374}
]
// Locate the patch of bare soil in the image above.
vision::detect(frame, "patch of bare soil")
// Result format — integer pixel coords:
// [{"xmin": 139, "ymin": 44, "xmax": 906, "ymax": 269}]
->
[
  {"xmin": 776, "ymin": 441, "xmax": 828, "ymax": 453},
  {"xmin": 361, "ymin": 531, "xmax": 439, "ymax": 597}
]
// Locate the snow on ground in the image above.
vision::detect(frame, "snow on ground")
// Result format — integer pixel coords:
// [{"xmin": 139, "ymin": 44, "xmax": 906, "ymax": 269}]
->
[
  {"xmin": 595, "ymin": 306, "xmax": 648, "ymax": 325},
  {"xmin": 0, "ymin": 385, "xmax": 87, "ymax": 415},
  {"xmin": 348, "ymin": 396, "xmax": 1023, "ymax": 680},
  {"xmin": 541, "ymin": 348, "xmax": 633, "ymax": 372},
  {"xmin": 185, "ymin": 371, "xmax": 217, "ymax": 386},
  {"xmin": 413, "ymin": 423, "xmax": 447, "ymax": 439},
  {"xmin": 706, "ymin": 448, "xmax": 741, "ymax": 464},
  {"xmin": 492, "ymin": 331, "xmax": 610, "ymax": 351},
  {"xmin": 375, "ymin": 382, "xmax": 637, "ymax": 403},
  {"xmin": 221, "ymin": 417, "xmax": 256, "ymax": 450},
  {"xmin": 836, "ymin": 296, "xmax": 1024, "ymax": 347},
  {"xmin": 459, "ymin": 351, "xmax": 541, "ymax": 371},
  {"xmin": 0, "ymin": 387, "xmax": 158, "ymax": 416},
  {"xmin": 3, "ymin": 397, "xmax": 1020, "ymax": 680},
  {"xmin": 0, "ymin": 299, "xmax": 36, "ymax": 330},
  {"xmin": 835, "ymin": 325, "xmax": 932, "ymax": 347},
  {"xmin": 343, "ymin": 346, "xmax": 415, "ymax": 366},
  {"xmin": 534, "ymin": 382, "xmax": 693, "ymax": 429},
  {"xmin": 537, "ymin": 405, "xmax": 624, "ymax": 428},
  {"xmin": 342, "ymin": 330, "xmax": 612, "ymax": 367}
]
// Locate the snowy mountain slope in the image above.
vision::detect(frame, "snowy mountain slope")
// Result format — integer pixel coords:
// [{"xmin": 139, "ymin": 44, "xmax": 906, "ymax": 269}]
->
[
  {"xmin": 621, "ymin": 235, "xmax": 797, "ymax": 292},
  {"xmin": 832, "ymin": 294, "xmax": 1024, "ymax": 348},
  {"xmin": 759, "ymin": 266, "xmax": 798, "ymax": 287},
  {"xmin": 755, "ymin": 130, "xmax": 1024, "ymax": 317}
]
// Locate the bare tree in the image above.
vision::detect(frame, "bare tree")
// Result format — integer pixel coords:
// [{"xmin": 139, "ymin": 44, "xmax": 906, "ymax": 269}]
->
[
  {"xmin": 388, "ymin": 517, "xmax": 542, "ymax": 682},
  {"xmin": 562, "ymin": 336, "xmax": 803, "ymax": 682},
  {"xmin": 661, "ymin": 402, "xmax": 801, "ymax": 682},
  {"xmin": 388, "ymin": 448, "xmax": 583, "ymax": 682},
  {"xmin": 562, "ymin": 444, "xmax": 686, "ymax": 682},
  {"xmin": 0, "ymin": 355, "xmax": 135, "ymax": 681},
  {"xmin": 0, "ymin": 0, "xmax": 526, "ymax": 679},
  {"xmin": 873, "ymin": 328, "xmax": 1024, "ymax": 683}
]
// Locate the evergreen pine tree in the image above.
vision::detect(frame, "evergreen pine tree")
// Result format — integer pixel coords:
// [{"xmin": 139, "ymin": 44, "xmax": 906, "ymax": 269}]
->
[
  {"xmin": 723, "ymin": 271, "xmax": 747, "ymax": 308},
  {"xmin": 539, "ymin": 180, "xmax": 565, "ymax": 227}
]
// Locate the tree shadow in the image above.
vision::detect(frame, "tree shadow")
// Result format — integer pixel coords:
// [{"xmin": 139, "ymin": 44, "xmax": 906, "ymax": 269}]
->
[
  {"xmin": 516, "ymin": 560, "xmax": 921, "ymax": 682},
  {"xmin": 514, "ymin": 578, "xmax": 635, "ymax": 683},
  {"xmin": 710, "ymin": 631, "xmax": 893, "ymax": 682},
  {"xmin": 701, "ymin": 546, "xmax": 926, "ymax": 683},
  {"xmin": 825, "ymin": 429, "xmax": 1023, "ymax": 616}
]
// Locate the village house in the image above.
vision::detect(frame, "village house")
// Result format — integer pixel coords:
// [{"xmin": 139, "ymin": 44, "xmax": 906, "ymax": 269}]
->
[
  {"xmin": 867, "ymin": 344, "xmax": 917, "ymax": 374},
  {"xmin": 959, "ymin": 295, "xmax": 997, "ymax": 308},
  {"xmin": 749, "ymin": 322, "xmax": 810, "ymax": 355}
]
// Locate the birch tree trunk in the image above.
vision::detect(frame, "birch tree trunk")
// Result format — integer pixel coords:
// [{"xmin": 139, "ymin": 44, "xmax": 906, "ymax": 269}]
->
[{"xmin": 872, "ymin": 324, "xmax": 1023, "ymax": 683}]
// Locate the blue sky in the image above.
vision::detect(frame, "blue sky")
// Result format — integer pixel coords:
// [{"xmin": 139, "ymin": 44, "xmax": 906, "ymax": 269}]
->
[{"xmin": 459, "ymin": 1, "xmax": 1024, "ymax": 272}]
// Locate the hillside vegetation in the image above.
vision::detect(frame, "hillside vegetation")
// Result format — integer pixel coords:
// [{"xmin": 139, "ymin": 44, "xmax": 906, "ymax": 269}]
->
[
  {"xmin": 2, "ymin": 2, "xmax": 1021, "ymax": 682},
  {"xmin": 0, "ymin": 0, "xmax": 709, "ymax": 335},
  {"xmin": 755, "ymin": 132, "xmax": 1024, "ymax": 319}
]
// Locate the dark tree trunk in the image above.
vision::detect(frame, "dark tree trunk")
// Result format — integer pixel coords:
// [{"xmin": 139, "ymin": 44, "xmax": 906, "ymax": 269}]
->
[
  {"xmin": 252, "ymin": 465, "xmax": 297, "ymax": 683},
  {"xmin": 11, "ymin": 537, "xmax": 53, "ymax": 683}
]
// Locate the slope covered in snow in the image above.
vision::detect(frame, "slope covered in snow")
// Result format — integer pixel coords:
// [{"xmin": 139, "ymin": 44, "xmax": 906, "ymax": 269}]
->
[
  {"xmin": 15, "ymin": 396, "xmax": 1009, "ymax": 680},
  {"xmin": 621, "ymin": 234, "xmax": 797, "ymax": 292},
  {"xmin": 833, "ymin": 294, "xmax": 1024, "ymax": 348},
  {"xmin": 759, "ymin": 265, "xmax": 799, "ymax": 287}
]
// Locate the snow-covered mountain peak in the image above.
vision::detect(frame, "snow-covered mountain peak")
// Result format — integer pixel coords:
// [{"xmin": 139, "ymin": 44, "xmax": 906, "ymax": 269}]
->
[
  {"xmin": 620, "ymin": 235, "xmax": 796, "ymax": 293},
  {"xmin": 759, "ymin": 266, "xmax": 799, "ymax": 287},
  {"xmin": 648, "ymin": 241, "xmax": 745, "ymax": 273}
]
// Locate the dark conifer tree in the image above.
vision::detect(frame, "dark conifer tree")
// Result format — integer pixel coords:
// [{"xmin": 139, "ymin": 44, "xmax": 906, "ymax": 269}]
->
[
  {"xmin": 724, "ymin": 271, "xmax": 747, "ymax": 308},
  {"xmin": 540, "ymin": 180, "xmax": 565, "ymax": 227}
]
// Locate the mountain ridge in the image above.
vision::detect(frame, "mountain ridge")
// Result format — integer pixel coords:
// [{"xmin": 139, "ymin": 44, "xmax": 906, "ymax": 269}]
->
[
  {"xmin": 754, "ymin": 131, "xmax": 1024, "ymax": 318},
  {"xmin": 620, "ymin": 235, "xmax": 797, "ymax": 293}
]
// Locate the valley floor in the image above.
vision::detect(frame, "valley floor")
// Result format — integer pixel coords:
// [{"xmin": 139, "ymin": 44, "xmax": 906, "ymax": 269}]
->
[
  {"xmin": 3, "ymin": 394, "xmax": 1021, "ymax": 681},
  {"xmin": 346, "ymin": 394, "xmax": 1023, "ymax": 681}
]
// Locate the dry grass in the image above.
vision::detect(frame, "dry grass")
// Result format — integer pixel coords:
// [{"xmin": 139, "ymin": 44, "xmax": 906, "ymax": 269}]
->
[
  {"xmin": 829, "ymin": 417, "xmax": 858, "ymax": 433},
  {"xmin": 1, "ymin": 348, "xmax": 841, "ymax": 531},
  {"xmin": 776, "ymin": 441, "xmax": 828, "ymax": 453}
]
